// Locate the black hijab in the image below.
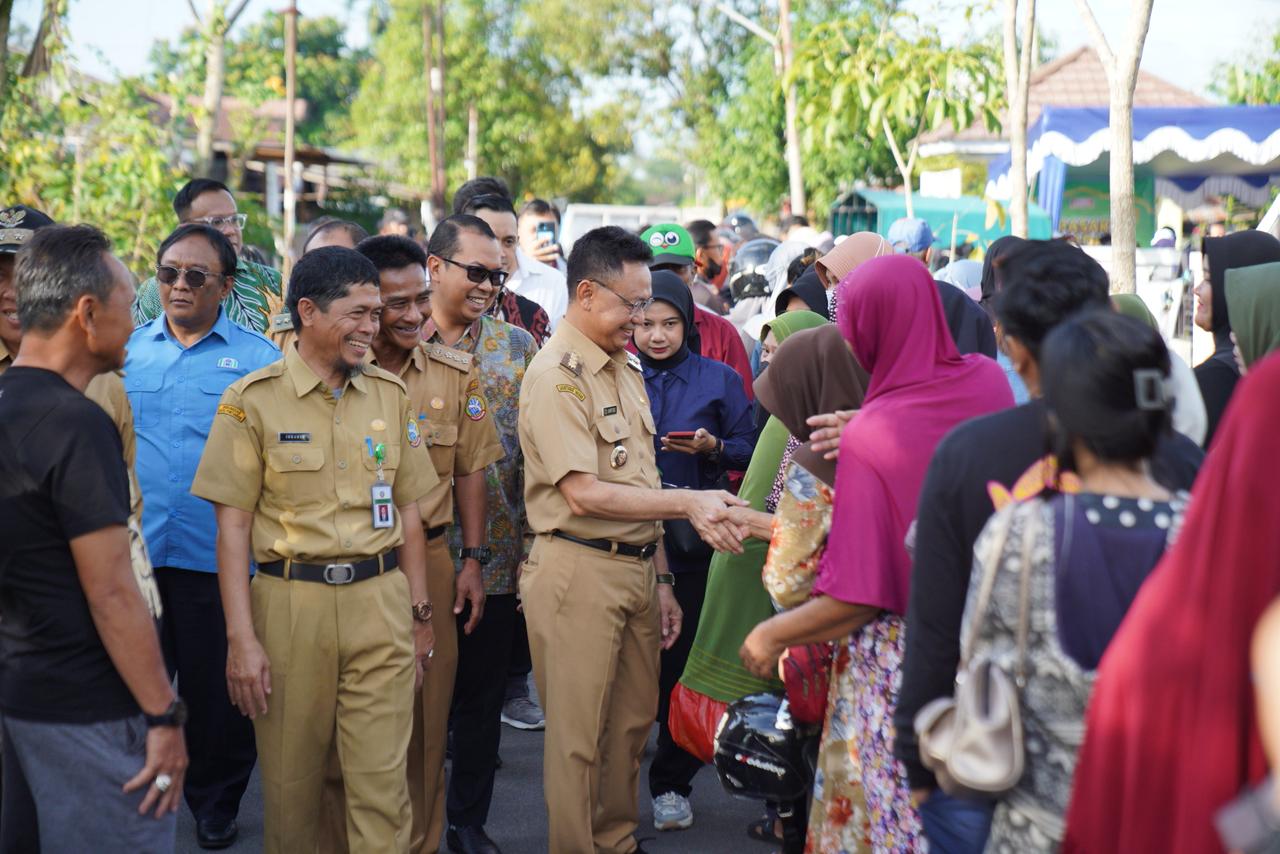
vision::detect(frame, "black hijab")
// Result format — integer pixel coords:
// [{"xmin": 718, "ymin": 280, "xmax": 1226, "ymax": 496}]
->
[
  {"xmin": 935, "ymin": 279, "xmax": 998, "ymax": 358},
  {"xmin": 1203, "ymin": 231, "xmax": 1280, "ymax": 338},
  {"xmin": 638, "ymin": 270, "xmax": 700, "ymax": 369},
  {"xmin": 773, "ymin": 265, "xmax": 831, "ymax": 320},
  {"xmin": 979, "ymin": 235, "xmax": 1027, "ymax": 317}
]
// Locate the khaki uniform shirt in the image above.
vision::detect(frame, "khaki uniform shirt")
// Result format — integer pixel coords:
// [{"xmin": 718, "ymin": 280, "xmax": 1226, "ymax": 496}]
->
[
  {"xmin": 519, "ymin": 319, "xmax": 662, "ymax": 544},
  {"xmin": 371, "ymin": 342, "xmax": 504, "ymax": 529},
  {"xmin": 191, "ymin": 345, "xmax": 439, "ymax": 563}
]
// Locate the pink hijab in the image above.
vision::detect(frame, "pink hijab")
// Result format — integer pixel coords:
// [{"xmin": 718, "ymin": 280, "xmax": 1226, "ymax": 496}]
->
[
  {"xmin": 814, "ymin": 255, "xmax": 1012, "ymax": 613},
  {"xmin": 815, "ymin": 231, "xmax": 892, "ymax": 287}
]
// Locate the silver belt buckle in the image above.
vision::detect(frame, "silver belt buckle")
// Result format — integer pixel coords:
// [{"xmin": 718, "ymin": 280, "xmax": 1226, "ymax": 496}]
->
[{"xmin": 323, "ymin": 563, "xmax": 356, "ymax": 585}]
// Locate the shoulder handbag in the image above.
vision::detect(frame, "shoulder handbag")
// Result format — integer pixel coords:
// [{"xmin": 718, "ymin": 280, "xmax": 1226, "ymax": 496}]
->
[{"xmin": 913, "ymin": 504, "xmax": 1037, "ymax": 799}]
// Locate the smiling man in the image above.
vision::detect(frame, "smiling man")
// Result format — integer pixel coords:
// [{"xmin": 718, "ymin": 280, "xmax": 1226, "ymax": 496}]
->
[{"xmin": 191, "ymin": 247, "xmax": 439, "ymax": 854}]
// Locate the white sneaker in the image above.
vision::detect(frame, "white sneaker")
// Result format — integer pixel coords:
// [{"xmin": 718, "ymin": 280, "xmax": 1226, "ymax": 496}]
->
[{"xmin": 652, "ymin": 792, "xmax": 693, "ymax": 831}]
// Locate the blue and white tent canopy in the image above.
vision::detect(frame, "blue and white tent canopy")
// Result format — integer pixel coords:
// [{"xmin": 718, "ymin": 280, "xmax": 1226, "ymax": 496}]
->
[{"xmin": 986, "ymin": 105, "xmax": 1280, "ymax": 221}]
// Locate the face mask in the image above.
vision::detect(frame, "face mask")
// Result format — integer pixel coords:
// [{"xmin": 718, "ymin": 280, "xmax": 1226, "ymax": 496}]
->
[{"xmin": 702, "ymin": 257, "xmax": 723, "ymax": 282}]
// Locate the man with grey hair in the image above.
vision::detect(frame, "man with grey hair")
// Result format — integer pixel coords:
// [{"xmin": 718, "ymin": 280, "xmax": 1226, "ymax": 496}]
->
[{"xmin": 0, "ymin": 224, "xmax": 189, "ymax": 852}]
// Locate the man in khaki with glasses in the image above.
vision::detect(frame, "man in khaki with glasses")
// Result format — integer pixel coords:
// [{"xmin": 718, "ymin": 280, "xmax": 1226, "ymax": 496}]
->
[
  {"xmin": 518, "ymin": 226, "xmax": 750, "ymax": 854},
  {"xmin": 132, "ymin": 178, "xmax": 282, "ymax": 335}
]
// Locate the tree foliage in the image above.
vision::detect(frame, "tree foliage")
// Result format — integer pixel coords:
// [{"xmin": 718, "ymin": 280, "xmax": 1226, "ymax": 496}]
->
[{"xmin": 1211, "ymin": 22, "xmax": 1280, "ymax": 105}]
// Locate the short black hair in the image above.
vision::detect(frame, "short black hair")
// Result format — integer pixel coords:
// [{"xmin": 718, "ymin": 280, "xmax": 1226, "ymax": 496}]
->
[
  {"xmin": 685, "ymin": 219, "xmax": 718, "ymax": 248},
  {"xmin": 173, "ymin": 178, "xmax": 233, "ymax": 220},
  {"xmin": 787, "ymin": 248, "xmax": 821, "ymax": 285},
  {"xmin": 452, "ymin": 177, "xmax": 512, "ymax": 215},
  {"xmin": 458, "ymin": 193, "xmax": 516, "ymax": 218},
  {"xmin": 303, "ymin": 217, "xmax": 370, "ymax": 253},
  {"xmin": 356, "ymin": 234, "xmax": 428, "ymax": 272},
  {"xmin": 565, "ymin": 226, "xmax": 653, "ymax": 301},
  {"xmin": 426, "ymin": 214, "xmax": 497, "ymax": 261},
  {"xmin": 519, "ymin": 198, "xmax": 560, "ymax": 223},
  {"xmin": 378, "ymin": 208, "xmax": 410, "ymax": 230},
  {"xmin": 993, "ymin": 239, "xmax": 1110, "ymax": 362},
  {"xmin": 15, "ymin": 225, "xmax": 117, "ymax": 333},
  {"xmin": 781, "ymin": 214, "xmax": 809, "ymax": 230},
  {"xmin": 157, "ymin": 223, "xmax": 238, "ymax": 278},
  {"xmin": 285, "ymin": 246, "xmax": 380, "ymax": 330},
  {"xmin": 1041, "ymin": 309, "xmax": 1171, "ymax": 470}
]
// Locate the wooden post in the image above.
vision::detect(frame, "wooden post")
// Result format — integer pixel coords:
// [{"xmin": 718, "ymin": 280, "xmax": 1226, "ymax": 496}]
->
[{"xmin": 281, "ymin": 2, "xmax": 298, "ymax": 282}]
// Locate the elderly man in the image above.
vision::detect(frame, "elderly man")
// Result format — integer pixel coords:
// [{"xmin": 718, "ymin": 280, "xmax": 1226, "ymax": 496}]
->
[
  {"xmin": 0, "ymin": 224, "xmax": 187, "ymax": 853},
  {"xmin": 132, "ymin": 178, "xmax": 282, "ymax": 335},
  {"xmin": 125, "ymin": 223, "xmax": 280, "ymax": 850}
]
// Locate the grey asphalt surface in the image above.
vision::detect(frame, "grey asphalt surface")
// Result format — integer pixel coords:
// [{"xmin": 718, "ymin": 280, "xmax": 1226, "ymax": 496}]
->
[{"xmin": 176, "ymin": 723, "xmax": 769, "ymax": 854}]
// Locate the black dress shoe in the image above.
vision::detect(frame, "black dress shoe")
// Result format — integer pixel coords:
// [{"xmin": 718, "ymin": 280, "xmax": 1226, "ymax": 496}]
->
[
  {"xmin": 447, "ymin": 824, "xmax": 502, "ymax": 854},
  {"xmin": 196, "ymin": 817, "xmax": 238, "ymax": 850}
]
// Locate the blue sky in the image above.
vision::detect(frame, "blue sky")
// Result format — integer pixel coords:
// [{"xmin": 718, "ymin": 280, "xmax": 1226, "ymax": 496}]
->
[{"xmin": 11, "ymin": 0, "xmax": 1278, "ymax": 98}]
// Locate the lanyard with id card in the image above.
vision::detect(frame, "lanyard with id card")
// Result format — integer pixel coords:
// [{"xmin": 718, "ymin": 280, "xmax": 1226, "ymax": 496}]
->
[{"xmin": 366, "ymin": 438, "xmax": 395, "ymax": 529}]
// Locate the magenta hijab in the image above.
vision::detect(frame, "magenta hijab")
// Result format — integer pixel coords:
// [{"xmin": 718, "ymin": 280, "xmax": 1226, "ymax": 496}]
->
[{"xmin": 816, "ymin": 255, "xmax": 1013, "ymax": 613}]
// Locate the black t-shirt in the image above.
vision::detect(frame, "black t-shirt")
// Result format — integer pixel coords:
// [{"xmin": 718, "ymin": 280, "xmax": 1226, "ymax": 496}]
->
[
  {"xmin": 893, "ymin": 397, "xmax": 1204, "ymax": 788},
  {"xmin": 0, "ymin": 367, "xmax": 139, "ymax": 723}
]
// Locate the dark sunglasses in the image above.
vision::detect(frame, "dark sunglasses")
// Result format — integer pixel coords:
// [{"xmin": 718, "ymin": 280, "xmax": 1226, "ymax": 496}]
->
[
  {"xmin": 434, "ymin": 256, "xmax": 509, "ymax": 288},
  {"xmin": 155, "ymin": 265, "xmax": 226, "ymax": 289}
]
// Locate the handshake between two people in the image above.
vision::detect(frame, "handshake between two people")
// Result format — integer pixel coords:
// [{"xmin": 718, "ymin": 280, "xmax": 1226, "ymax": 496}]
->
[{"xmin": 680, "ymin": 489, "xmax": 752, "ymax": 554}]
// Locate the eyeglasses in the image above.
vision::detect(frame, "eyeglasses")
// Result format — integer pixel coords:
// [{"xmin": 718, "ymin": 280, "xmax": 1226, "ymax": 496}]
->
[
  {"xmin": 192, "ymin": 213, "xmax": 247, "ymax": 230},
  {"xmin": 435, "ymin": 256, "xmax": 509, "ymax": 288},
  {"xmin": 155, "ymin": 265, "xmax": 225, "ymax": 289},
  {"xmin": 590, "ymin": 279, "xmax": 654, "ymax": 317}
]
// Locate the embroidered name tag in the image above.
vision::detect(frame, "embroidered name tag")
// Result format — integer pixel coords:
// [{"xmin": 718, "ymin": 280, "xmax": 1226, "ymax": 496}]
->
[
  {"xmin": 217, "ymin": 357, "xmax": 239, "ymax": 369},
  {"xmin": 602, "ymin": 405, "xmax": 618, "ymax": 416},
  {"xmin": 278, "ymin": 432, "xmax": 311, "ymax": 443}
]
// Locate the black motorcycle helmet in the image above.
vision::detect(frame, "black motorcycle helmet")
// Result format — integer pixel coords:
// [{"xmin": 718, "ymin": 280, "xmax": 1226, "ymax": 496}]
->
[
  {"xmin": 713, "ymin": 693, "xmax": 817, "ymax": 803},
  {"xmin": 727, "ymin": 237, "xmax": 780, "ymax": 303},
  {"xmin": 723, "ymin": 212, "xmax": 759, "ymax": 244}
]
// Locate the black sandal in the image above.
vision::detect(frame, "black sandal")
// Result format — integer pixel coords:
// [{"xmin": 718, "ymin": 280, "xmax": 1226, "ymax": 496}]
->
[{"xmin": 746, "ymin": 815, "xmax": 781, "ymax": 843}]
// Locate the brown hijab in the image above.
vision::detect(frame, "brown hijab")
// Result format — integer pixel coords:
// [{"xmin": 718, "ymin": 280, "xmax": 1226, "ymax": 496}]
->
[
  {"xmin": 814, "ymin": 231, "xmax": 892, "ymax": 288},
  {"xmin": 753, "ymin": 324, "xmax": 869, "ymax": 485}
]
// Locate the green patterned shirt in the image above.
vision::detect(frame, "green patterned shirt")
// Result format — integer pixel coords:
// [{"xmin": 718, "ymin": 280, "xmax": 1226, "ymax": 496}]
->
[{"xmin": 132, "ymin": 259, "xmax": 282, "ymax": 334}]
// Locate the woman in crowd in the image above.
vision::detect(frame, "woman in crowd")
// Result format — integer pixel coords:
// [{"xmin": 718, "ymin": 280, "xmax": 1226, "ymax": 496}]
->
[
  {"xmin": 1225, "ymin": 261, "xmax": 1280, "ymax": 374},
  {"xmin": 774, "ymin": 265, "xmax": 831, "ymax": 320},
  {"xmin": 741, "ymin": 255, "xmax": 1012, "ymax": 851},
  {"xmin": 633, "ymin": 271, "xmax": 757, "ymax": 828},
  {"xmin": 936, "ymin": 258, "xmax": 983, "ymax": 302},
  {"xmin": 1064, "ymin": 351, "xmax": 1280, "ymax": 854},
  {"xmin": 980, "ymin": 235, "xmax": 1031, "ymax": 404},
  {"xmin": 956, "ymin": 310, "xmax": 1187, "ymax": 852},
  {"xmin": 1191, "ymin": 230, "xmax": 1280, "ymax": 445},
  {"xmin": 1113, "ymin": 294, "xmax": 1208, "ymax": 446}
]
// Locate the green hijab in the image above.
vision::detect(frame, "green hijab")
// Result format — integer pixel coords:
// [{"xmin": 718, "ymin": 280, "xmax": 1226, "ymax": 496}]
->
[
  {"xmin": 1112, "ymin": 294, "xmax": 1159, "ymax": 330},
  {"xmin": 681, "ymin": 309, "xmax": 827, "ymax": 702},
  {"xmin": 1226, "ymin": 262, "xmax": 1280, "ymax": 369}
]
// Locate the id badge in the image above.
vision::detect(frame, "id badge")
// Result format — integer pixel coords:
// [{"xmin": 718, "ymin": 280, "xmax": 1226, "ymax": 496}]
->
[{"xmin": 371, "ymin": 482, "xmax": 395, "ymax": 529}]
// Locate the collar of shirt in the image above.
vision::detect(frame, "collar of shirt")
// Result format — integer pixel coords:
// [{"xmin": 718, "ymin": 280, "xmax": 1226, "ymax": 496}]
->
[
  {"xmin": 284, "ymin": 342, "xmax": 369, "ymax": 398},
  {"xmin": 556, "ymin": 318, "xmax": 627, "ymax": 376},
  {"xmin": 145, "ymin": 306, "xmax": 234, "ymax": 348},
  {"xmin": 641, "ymin": 353, "xmax": 693, "ymax": 384},
  {"xmin": 422, "ymin": 316, "xmax": 484, "ymax": 352},
  {"xmin": 369, "ymin": 341, "xmax": 427, "ymax": 379},
  {"xmin": 510, "ymin": 246, "xmax": 550, "ymax": 289}
]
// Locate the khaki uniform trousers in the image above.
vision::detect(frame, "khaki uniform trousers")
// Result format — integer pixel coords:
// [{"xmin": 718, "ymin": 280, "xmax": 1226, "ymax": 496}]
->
[
  {"xmin": 519, "ymin": 534, "xmax": 660, "ymax": 854},
  {"xmin": 318, "ymin": 534, "xmax": 458, "ymax": 854},
  {"xmin": 251, "ymin": 569, "xmax": 415, "ymax": 854}
]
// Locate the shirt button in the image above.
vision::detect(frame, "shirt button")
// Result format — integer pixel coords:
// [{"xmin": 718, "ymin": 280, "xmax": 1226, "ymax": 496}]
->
[
  {"xmin": 176, "ymin": 376, "xmax": 185, "ymax": 383},
  {"xmin": 344, "ymin": 540, "xmax": 352, "ymax": 549},
  {"xmin": 292, "ymin": 454, "xmax": 302, "ymax": 464},
  {"xmin": 168, "ymin": 473, "xmax": 179, "ymax": 482},
  {"xmin": 341, "ymin": 500, "xmax": 350, "ymax": 509},
  {"xmin": 335, "ymin": 416, "xmax": 342, "ymax": 424},
  {"xmin": 337, "ymin": 460, "xmax": 347, "ymax": 470},
  {"xmin": 172, "ymin": 408, "xmax": 182, "ymax": 415},
  {"xmin": 170, "ymin": 440, "xmax": 181, "ymax": 448}
]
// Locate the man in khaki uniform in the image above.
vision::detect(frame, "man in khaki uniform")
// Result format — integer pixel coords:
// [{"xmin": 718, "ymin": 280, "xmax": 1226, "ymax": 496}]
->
[
  {"xmin": 318, "ymin": 235, "xmax": 505, "ymax": 854},
  {"xmin": 192, "ymin": 247, "xmax": 439, "ymax": 854},
  {"xmin": 518, "ymin": 226, "xmax": 749, "ymax": 854}
]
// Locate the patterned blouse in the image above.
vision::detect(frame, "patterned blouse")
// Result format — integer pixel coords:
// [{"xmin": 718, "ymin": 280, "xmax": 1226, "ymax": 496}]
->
[
  {"xmin": 132, "ymin": 259, "xmax": 282, "ymax": 335},
  {"xmin": 762, "ymin": 460, "xmax": 834, "ymax": 610}
]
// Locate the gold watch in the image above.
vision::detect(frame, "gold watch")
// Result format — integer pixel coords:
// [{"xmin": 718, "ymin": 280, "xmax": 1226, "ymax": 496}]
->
[{"xmin": 412, "ymin": 600, "xmax": 433, "ymax": 623}]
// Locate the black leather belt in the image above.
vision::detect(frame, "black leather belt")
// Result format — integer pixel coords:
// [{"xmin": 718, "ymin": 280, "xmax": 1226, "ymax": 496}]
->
[
  {"xmin": 426, "ymin": 524, "xmax": 448, "ymax": 540},
  {"xmin": 258, "ymin": 551, "xmax": 399, "ymax": 585},
  {"xmin": 551, "ymin": 531, "xmax": 658, "ymax": 559}
]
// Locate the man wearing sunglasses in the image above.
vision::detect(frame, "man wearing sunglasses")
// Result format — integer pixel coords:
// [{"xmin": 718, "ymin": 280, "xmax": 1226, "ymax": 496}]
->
[
  {"xmin": 518, "ymin": 226, "xmax": 750, "ymax": 854},
  {"xmin": 132, "ymin": 178, "xmax": 282, "ymax": 336},
  {"xmin": 123, "ymin": 223, "xmax": 280, "ymax": 850}
]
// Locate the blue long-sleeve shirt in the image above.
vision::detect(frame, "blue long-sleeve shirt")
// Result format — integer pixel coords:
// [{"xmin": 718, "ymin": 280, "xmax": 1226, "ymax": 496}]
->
[
  {"xmin": 643, "ymin": 353, "xmax": 756, "ymax": 571},
  {"xmin": 124, "ymin": 309, "xmax": 280, "ymax": 573}
]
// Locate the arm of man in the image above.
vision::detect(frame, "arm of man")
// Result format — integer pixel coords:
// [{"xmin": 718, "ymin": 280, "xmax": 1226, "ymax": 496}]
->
[
  {"xmin": 454, "ymin": 469, "xmax": 487, "ymax": 634},
  {"xmin": 397, "ymin": 500, "xmax": 434, "ymax": 688},
  {"xmin": 72, "ymin": 526, "xmax": 187, "ymax": 818},
  {"xmin": 213, "ymin": 505, "xmax": 272, "ymax": 720}
]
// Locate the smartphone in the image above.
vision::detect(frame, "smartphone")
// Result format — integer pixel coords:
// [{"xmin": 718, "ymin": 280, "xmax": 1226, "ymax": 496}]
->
[
  {"xmin": 665, "ymin": 431, "xmax": 696, "ymax": 440},
  {"xmin": 535, "ymin": 221, "xmax": 557, "ymax": 245}
]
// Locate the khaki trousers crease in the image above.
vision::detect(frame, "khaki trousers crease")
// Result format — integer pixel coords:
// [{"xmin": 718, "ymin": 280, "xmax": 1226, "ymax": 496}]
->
[
  {"xmin": 318, "ymin": 535, "xmax": 459, "ymax": 854},
  {"xmin": 251, "ymin": 569, "xmax": 416, "ymax": 854},
  {"xmin": 519, "ymin": 534, "xmax": 660, "ymax": 854}
]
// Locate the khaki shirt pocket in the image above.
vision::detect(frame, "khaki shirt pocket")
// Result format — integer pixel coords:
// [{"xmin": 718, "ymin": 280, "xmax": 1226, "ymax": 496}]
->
[
  {"xmin": 638, "ymin": 408, "xmax": 657, "ymax": 438},
  {"xmin": 265, "ymin": 445, "xmax": 327, "ymax": 507},
  {"xmin": 361, "ymin": 442, "xmax": 401, "ymax": 473},
  {"xmin": 425, "ymin": 421, "xmax": 459, "ymax": 448},
  {"xmin": 592, "ymin": 415, "xmax": 632, "ymax": 477}
]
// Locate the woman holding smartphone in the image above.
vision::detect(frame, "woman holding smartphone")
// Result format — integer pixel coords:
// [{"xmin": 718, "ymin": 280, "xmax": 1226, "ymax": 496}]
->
[{"xmin": 634, "ymin": 270, "xmax": 756, "ymax": 832}]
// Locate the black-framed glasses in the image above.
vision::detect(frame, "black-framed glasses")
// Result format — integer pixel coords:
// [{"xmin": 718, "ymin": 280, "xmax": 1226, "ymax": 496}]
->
[
  {"xmin": 156, "ymin": 265, "xmax": 225, "ymax": 289},
  {"xmin": 590, "ymin": 279, "xmax": 654, "ymax": 317},
  {"xmin": 435, "ymin": 256, "xmax": 509, "ymax": 288}
]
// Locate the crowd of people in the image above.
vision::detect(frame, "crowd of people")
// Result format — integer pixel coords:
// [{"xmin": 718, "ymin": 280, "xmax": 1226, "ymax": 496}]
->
[{"xmin": 2, "ymin": 171, "xmax": 1280, "ymax": 854}]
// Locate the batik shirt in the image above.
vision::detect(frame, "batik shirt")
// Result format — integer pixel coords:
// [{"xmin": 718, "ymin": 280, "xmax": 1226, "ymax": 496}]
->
[
  {"xmin": 132, "ymin": 259, "xmax": 282, "ymax": 335},
  {"xmin": 427, "ymin": 315, "xmax": 537, "ymax": 594}
]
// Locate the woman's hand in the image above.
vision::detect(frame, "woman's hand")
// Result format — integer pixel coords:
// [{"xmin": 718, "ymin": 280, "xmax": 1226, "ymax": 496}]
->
[
  {"xmin": 807, "ymin": 410, "xmax": 858, "ymax": 460},
  {"xmin": 740, "ymin": 619, "xmax": 786, "ymax": 679},
  {"xmin": 662, "ymin": 427, "xmax": 719, "ymax": 456}
]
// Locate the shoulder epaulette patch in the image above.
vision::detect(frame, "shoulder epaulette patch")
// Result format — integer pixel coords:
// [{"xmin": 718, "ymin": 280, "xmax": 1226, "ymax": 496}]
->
[
  {"xmin": 559, "ymin": 351, "xmax": 583, "ymax": 377},
  {"xmin": 427, "ymin": 343, "xmax": 474, "ymax": 371},
  {"xmin": 269, "ymin": 313, "xmax": 294, "ymax": 333},
  {"xmin": 626, "ymin": 351, "xmax": 642, "ymax": 371}
]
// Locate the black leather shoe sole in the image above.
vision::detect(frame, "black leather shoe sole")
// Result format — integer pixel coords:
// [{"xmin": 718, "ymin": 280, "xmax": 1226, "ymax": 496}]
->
[{"xmin": 196, "ymin": 818, "xmax": 238, "ymax": 850}]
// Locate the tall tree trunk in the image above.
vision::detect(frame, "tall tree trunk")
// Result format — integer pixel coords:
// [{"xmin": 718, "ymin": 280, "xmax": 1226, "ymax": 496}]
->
[
  {"xmin": 778, "ymin": 0, "xmax": 805, "ymax": 217},
  {"xmin": 0, "ymin": 0, "xmax": 15, "ymax": 101},
  {"xmin": 1003, "ymin": 0, "xmax": 1036, "ymax": 238},
  {"xmin": 195, "ymin": 23, "xmax": 226, "ymax": 177},
  {"xmin": 20, "ymin": 0, "xmax": 58, "ymax": 79}
]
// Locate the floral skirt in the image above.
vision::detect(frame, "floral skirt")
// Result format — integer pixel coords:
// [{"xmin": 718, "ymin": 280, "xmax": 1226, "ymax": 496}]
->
[{"xmin": 807, "ymin": 614, "xmax": 924, "ymax": 853}]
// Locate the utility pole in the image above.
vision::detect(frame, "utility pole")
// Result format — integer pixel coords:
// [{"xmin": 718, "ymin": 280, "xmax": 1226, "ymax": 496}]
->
[
  {"xmin": 422, "ymin": 0, "xmax": 447, "ymax": 220},
  {"xmin": 282, "ymin": 2, "xmax": 298, "ymax": 281}
]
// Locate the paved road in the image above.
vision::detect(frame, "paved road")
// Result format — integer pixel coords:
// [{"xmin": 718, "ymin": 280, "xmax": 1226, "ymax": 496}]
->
[{"xmin": 176, "ymin": 724, "xmax": 769, "ymax": 854}]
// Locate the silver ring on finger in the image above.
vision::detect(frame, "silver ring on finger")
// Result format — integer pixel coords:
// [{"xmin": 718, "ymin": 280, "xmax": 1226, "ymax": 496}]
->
[
  {"xmin": 428, "ymin": 649, "xmax": 435, "ymax": 659},
  {"xmin": 154, "ymin": 773, "xmax": 173, "ymax": 793}
]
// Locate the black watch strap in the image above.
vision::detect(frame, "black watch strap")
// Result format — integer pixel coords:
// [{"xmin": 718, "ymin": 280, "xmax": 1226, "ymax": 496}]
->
[
  {"xmin": 144, "ymin": 697, "xmax": 188, "ymax": 728},
  {"xmin": 459, "ymin": 546, "xmax": 492, "ymax": 565}
]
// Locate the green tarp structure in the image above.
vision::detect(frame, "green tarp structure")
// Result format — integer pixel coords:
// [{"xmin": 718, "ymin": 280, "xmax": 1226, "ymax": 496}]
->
[{"xmin": 830, "ymin": 189, "xmax": 1053, "ymax": 249}]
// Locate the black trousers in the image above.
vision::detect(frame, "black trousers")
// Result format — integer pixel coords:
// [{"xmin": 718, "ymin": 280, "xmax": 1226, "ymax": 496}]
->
[
  {"xmin": 155, "ymin": 567, "xmax": 257, "ymax": 823},
  {"xmin": 648, "ymin": 567, "xmax": 709, "ymax": 799},
  {"xmin": 448, "ymin": 594, "xmax": 518, "ymax": 828},
  {"xmin": 505, "ymin": 606, "xmax": 533, "ymax": 699}
]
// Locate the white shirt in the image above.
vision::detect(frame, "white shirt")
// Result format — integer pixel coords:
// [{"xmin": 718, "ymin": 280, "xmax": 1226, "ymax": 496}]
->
[{"xmin": 507, "ymin": 246, "xmax": 568, "ymax": 331}]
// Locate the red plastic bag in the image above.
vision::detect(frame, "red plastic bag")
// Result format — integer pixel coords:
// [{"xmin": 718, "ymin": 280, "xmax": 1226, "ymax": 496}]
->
[
  {"xmin": 667, "ymin": 682, "xmax": 728, "ymax": 764},
  {"xmin": 780, "ymin": 642, "xmax": 834, "ymax": 725}
]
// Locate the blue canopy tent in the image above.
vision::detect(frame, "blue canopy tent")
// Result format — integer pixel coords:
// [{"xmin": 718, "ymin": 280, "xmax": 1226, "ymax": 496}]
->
[{"xmin": 986, "ymin": 105, "xmax": 1280, "ymax": 232}]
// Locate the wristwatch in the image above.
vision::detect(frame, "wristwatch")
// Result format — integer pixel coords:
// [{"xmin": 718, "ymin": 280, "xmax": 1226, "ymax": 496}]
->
[
  {"xmin": 656, "ymin": 573, "xmax": 676, "ymax": 587},
  {"xmin": 412, "ymin": 600, "xmax": 434, "ymax": 623},
  {"xmin": 144, "ymin": 697, "xmax": 188, "ymax": 729},
  {"xmin": 459, "ymin": 546, "xmax": 493, "ymax": 566}
]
